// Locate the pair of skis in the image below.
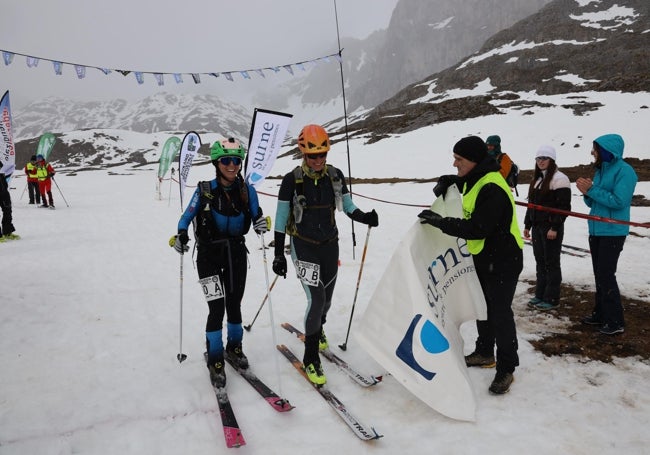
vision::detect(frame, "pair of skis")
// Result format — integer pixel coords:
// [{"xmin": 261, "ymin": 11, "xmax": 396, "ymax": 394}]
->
[
  {"xmin": 277, "ymin": 322, "xmax": 383, "ymax": 441},
  {"xmin": 209, "ymin": 355, "xmax": 294, "ymax": 448}
]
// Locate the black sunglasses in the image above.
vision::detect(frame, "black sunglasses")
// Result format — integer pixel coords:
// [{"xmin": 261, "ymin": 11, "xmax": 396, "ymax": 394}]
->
[
  {"xmin": 306, "ymin": 152, "xmax": 327, "ymax": 160},
  {"xmin": 218, "ymin": 156, "xmax": 242, "ymax": 166}
]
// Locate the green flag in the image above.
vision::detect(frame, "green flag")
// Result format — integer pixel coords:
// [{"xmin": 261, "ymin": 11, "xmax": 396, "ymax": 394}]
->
[
  {"xmin": 157, "ymin": 136, "xmax": 181, "ymax": 180},
  {"xmin": 36, "ymin": 132, "xmax": 56, "ymax": 161}
]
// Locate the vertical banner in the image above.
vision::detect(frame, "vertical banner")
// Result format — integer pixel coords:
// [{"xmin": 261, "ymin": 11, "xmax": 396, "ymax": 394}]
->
[
  {"xmin": 0, "ymin": 90, "xmax": 16, "ymax": 179},
  {"xmin": 356, "ymin": 186, "xmax": 487, "ymax": 422},
  {"xmin": 178, "ymin": 131, "xmax": 200, "ymax": 208},
  {"xmin": 158, "ymin": 136, "xmax": 181, "ymax": 181},
  {"xmin": 36, "ymin": 132, "xmax": 56, "ymax": 161},
  {"xmin": 244, "ymin": 108, "xmax": 293, "ymax": 188}
]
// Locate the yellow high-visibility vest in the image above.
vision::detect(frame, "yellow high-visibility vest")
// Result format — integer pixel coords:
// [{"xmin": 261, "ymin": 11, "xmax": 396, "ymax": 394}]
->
[{"xmin": 462, "ymin": 171, "xmax": 523, "ymax": 255}]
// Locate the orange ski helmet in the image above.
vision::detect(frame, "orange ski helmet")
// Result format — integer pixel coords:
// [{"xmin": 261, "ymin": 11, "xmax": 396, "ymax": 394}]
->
[{"xmin": 297, "ymin": 124, "xmax": 330, "ymax": 155}]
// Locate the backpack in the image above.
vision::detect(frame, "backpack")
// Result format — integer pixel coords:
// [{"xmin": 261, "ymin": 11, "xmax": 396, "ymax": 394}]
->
[{"xmin": 496, "ymin": 152, "xmax": 519, "ymax": 195}]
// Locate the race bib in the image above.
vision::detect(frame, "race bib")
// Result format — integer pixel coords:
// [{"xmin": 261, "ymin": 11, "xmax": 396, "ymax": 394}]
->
[
  {"xmin": 198, "ymin": 274, "xmax": 225, "ymax": 302},
  {"xmin": 295, "ymin": 260, "xmax": 320, "ymax": 287}
]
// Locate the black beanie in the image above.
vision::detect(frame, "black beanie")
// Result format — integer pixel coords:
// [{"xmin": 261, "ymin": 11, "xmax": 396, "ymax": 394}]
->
[{"xmin": 453, "ymin": 136, "xmax": 488, "ymax": 163}]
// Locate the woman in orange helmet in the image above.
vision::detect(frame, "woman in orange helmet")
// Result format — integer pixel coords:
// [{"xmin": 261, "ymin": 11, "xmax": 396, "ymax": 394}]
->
[{"xmin": 272, "ymin": 124, "xmax": 379, "ymax": 385}]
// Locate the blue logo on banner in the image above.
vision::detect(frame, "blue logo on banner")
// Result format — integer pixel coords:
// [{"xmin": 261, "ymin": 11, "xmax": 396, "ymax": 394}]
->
[
  {"xmin": 396, "ymin": 314, "xmax": 450, "ymax": 380},
  {"xmin": 249, "ymin": 172, "xmax": 263, "ymax": 183}
]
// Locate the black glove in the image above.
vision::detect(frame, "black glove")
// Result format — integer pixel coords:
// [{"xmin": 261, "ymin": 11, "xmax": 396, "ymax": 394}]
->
[
  {"xmin": 272, "ymin": 255, "xmax": 287, "ymax": 278},
  {"xmin": 418, "ymin": 209, "xmax": 443, "ymax": 227},
  {"xmin": 169, "ymin": 229, "xmax": 190, "ymax": 254},
  {"xmin": 362, "ymin": 209, "xmax": 379, "ymax": 227},
  {"xmin": 433, "ymin": 175, "xmax": 459, "ymax": 197},
  {"xmin": 253, "ymin": 216, "xmax": 269, "ymax": 235}
]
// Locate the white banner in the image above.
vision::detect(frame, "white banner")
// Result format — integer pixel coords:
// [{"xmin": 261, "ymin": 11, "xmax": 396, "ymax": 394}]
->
[
  {"xmin": 245, "ymin": 108, "xmax": 292, "ymax": 188},
  {"xmin": 357, "ymin": 185, "xmax": 487, "ymax": 422},
  {"xmin": 0, "ymin": 90, "xmax": 16, "ymax": 179},
  {"xmin": 178, "ymin": 131, "xmax": 200, "ymax": 208}
]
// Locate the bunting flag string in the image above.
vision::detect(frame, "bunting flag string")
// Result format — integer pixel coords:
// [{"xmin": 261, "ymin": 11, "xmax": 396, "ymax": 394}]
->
[{"xmin": 0, "ymin": 48, "xmax": 341, "ymax": 86}]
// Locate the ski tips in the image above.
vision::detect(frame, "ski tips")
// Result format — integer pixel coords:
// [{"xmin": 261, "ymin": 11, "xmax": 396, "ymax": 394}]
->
[
  {"xmin": 338, "ymin": 343, "xmax": 347, "ymax": 351},
  {"xmin": 177, "ymin": 353, "xmax": 187, "ymax": 363}
]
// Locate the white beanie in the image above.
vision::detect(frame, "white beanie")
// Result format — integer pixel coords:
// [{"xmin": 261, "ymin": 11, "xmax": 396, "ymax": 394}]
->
[{"xmin": 536, "ymin": 144, "xmax": 556, "ymax": 161}]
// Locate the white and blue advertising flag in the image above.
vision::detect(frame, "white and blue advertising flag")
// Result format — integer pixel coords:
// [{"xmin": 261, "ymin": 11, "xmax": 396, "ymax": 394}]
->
[
  {"xmin": 357, "ymin": 185, "xmax": 487, "ymax": 421},
  {"xmin": 244, "ymin": 108, "xmax": 292, "ymax": 188},
  {"xmin": 0, "ymin": 90, "xmax": 16, "ymax": 179},
  {"xmin": 178, "ymin": 131, "xmax": 200, "ymax": 208}
]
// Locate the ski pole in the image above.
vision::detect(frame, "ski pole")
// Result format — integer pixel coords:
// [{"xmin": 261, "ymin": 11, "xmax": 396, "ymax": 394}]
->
[
  {"xmin": 244, "ymin": 274, "xmax": 279, "ymax": 331},
  {"xmin": 339, "ymin": 226, "xmax": 372, "ymax": 351},
  {"xmin": 177, "ymin": 252, "xmax": 187, "ymax": 363},
  {"xmin": 258, "ymin": 217, "xmax": 289, "ymax": 406},
  {"xmin": 51, "ymin": 177, "xmax": 70, "ymax": 207},
  {"xmin": 20, "ymin": 182, "xmax": 27, "ymax": 200}
]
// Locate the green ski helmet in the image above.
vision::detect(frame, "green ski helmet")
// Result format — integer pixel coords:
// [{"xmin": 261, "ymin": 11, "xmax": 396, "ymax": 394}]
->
[{"xmin": 210, "ymin": 137, "xmax": 246, "ymax": 163}]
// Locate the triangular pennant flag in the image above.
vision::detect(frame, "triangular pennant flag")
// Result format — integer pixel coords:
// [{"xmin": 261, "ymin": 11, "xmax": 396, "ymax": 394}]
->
[
  {"xmin": 3, "ymin": 51, "xmax": 14, "ymax": 66},
  {"xmin": 135, "ymin": 72, "xmax": 144, "ymax": 84},
  {"xmin": 191, "ymin": 73, "xmax": 201, "ymax": 84},
  {"xmin": 282, "ymin": 65, "xmax": 294, "ymax": 76},
  {"xmin": 209, "ymin": 73, "xmax": 220, "ymax": 79},
  {"xmin": 173, "ymin": 73, "xmax": 183, "ymax": 83},
  {"xmin": 154, "ymin": 73, "xmax": 164, "ymax": 86},
  {"xmin": 117, "ymin": 70, "xmax": 131, "ymax": 76},
  {"xmin": 269, "ymin": 66, "xmax": 281, "ymax": 73},
  {"xmin": 240, "ymin": 71, "xmax": 250, "ymax": 80},
  {"xmin": 254, "ymin": 69, "xmax": 265, "ymax": 78},
  {"xmin": 333, "ymin": 54, "xmax": 342, "ymax": 63},
  {"xmin": 53, "ymin": 61, "xmax": 63, "ymax": 75},
  {"xmin": 296, "ymin": 62, "xmax": 306, "ymax": 72},
  {"xmin": 223, "ymin": 72, "xmax": 233, "ymax": 81},
  {"xmin": 75, "ymin": 65, "xmax": 86, "ymax": 79},
  {"xmin": 98, "ymin": 68, "xmax": 111, "ymax": 75},
  {"xmin": 26, "ymin": 56, "xmax": 40, "ymax": 68},
  {"xmin": 321, "ymin": 56, "xmax": 331, "ymax": 64}
]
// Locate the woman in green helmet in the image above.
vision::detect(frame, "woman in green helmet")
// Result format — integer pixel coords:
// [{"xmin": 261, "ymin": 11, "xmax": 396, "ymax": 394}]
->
[{"xmin": 171, "ymin": 138, "xmax": 269, "ymax": 388}]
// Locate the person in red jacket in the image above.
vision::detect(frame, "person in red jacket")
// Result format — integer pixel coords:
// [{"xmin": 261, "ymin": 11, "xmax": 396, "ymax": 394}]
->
[
  {"xmin": 35, "ymin": 154, "xmax": 56, "ymax": 209},
  {"xmin": 24, "ymin": 155, "xmax": 41, "ymax": 205}
]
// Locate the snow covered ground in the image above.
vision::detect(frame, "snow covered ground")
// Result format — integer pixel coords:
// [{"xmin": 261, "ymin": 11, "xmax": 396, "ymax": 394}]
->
[{"xmin": 2, "ymin": 99, "xmax": 649, "ymax": 454}]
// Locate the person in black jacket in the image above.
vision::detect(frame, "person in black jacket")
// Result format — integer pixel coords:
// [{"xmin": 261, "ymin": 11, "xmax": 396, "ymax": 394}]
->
[
  {"xmin": 272, "ymin": 124, "xmax": 378, "ymax": 386},
  {"xmin": 418, "ymin": 136, "xmax": 523, "ymax": 395},
  {"xmin": 523, "ymin": 145, "xmax": 571, "ymax": 310}
]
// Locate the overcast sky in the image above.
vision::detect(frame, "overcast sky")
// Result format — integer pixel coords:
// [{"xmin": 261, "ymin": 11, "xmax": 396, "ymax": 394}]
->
[{"xmin": 1, "ymin": 0, "xmax": 399, "ymax": 109}]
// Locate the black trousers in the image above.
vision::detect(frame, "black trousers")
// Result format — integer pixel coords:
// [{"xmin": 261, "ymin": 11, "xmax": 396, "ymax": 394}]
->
[
  {"xmin": 474, "ymin": 265, "xmax": 521, "ymax": 374},
  {"xmin": 588, "ymin": 235, "xmax": 626, "ymax": 327},
  {"xmin": 27, "ymin": 181, "xmax": 41, "ymax": 203},
  {"xmin": 531, "ymin": 224, "xmax": 564, "ymax": 303}
]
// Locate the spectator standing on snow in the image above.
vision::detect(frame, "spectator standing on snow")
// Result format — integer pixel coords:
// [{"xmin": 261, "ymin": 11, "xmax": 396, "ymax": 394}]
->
[
  {"xmin": 523, "ymin": 145, "xmax": 572, "ymax": 310},
  {"xmin": 576, "ymin": 134, "xmax": 637, "ymax": 336},
  {"xmin": 0, "ymin": 161, "xmax": 17, "ymax": 240},
  {"xmin": 418, "ymin": 135, "xmax": 523, "ymax": 395},
  {"xmin": 24, "ymin": 155, "xmax": 41, "ymax": 205},
  {"xmin": 271, "ymin": 124, "xmax": 379, "ymax": 386},
  {"xmin": 35, "ymin": 154, "xmax": 56, "ymax": 209},
  {"xmin": 169, "ymin": 138, "xmax": 268, "ymax": 388}
]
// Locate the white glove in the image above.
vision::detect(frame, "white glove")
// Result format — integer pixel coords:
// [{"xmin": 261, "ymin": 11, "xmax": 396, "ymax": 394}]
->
[{"xmin": 253, "ymin": 216, "xmax": 270, "ymax": 235}]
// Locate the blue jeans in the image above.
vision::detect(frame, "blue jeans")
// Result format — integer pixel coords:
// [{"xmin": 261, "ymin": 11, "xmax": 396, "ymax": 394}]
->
[{"xmin": 588, "ymin": 235, "xmax": 626, "ymax": 327}]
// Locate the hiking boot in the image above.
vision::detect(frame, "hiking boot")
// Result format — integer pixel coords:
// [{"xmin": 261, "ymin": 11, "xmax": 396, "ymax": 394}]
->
[
  {"xmin": 208, "ymin": 360, "xmax": 226, "ymax": 388},
  {"xmin": 224, "ymin": 343, "xmax": 249, "ymax": 370},
  {"xmin": 4, "ymin": 233, "xmax": 20, "ymax": 240},
  {"xmin": 527, "ymin": 297, "xmax": 543, "ymax": 308},
  {"xmin": 489, "ymin": 371, "xmax": 514, "ymax": 395},
  {"xmin": 599, "ymin": 324, "xmax": 624, "ymax": 335},
  {"xmin": 305, "ymin": 361, "xmax": 327, "ymax": 386},
  {"xmin": 40, "ymin": 204, "xmax": 49, "ymax": 208},
  {"xmin": 318, "ymin": 328, "xmax": 329, "ymax": 351},
  {"xmin": 535, "ymin": 300, "xmax": 559, "ymax": 311},
  {"xmin": 465, "ymin": 351, "xmax": 496, "ymax": 368},
  {"xmin": 581, "ymin": 314, "xmax": 602, "ymax": 326}
]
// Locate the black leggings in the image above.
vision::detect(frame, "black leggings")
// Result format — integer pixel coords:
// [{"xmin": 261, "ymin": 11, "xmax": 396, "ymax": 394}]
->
[
  {"xmin": 291, "ymin": 237, "xmax": 339, "ymax": 337},
  {"xmin": 196, "ymin": 239, "xmax": 248, "ymax": 332}
]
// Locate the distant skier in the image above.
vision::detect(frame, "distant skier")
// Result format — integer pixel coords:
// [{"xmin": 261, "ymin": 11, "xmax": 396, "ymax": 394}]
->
[{"xmin": 35, "ymin": 154, "xmax": 56, "ymax": 209}]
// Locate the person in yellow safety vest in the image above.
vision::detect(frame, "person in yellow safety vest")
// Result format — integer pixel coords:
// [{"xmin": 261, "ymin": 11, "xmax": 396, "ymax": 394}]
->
[
  {"xmin": 417, "ymin": 135, "xmax": 523, "ymax": 396},
  {"xmin": 35, "ymin": 154, "xmax": 56, "ymax": 209},
  {"xmin": 24, "ymin": 155, "xmax": 41, "ymax": 205}
]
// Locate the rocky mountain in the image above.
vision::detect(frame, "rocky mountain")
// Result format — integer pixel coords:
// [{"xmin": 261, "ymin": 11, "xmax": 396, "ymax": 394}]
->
[
  {"xmin": 266, "ymin": 0, "xmax": 551, "ymax": 113},
  {"xmin": 12, "ymin": 92, "xmax": 251, "ymax": 140},
  {"xmin": 341, "ymin": 0, "xmax": 650, "ymax": 142}
]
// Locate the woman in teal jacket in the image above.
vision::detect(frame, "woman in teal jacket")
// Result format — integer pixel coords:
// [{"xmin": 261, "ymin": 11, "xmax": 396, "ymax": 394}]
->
[{"xmin": 576, "ymin": 134, "xmax": 637, "ymax": 335}]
